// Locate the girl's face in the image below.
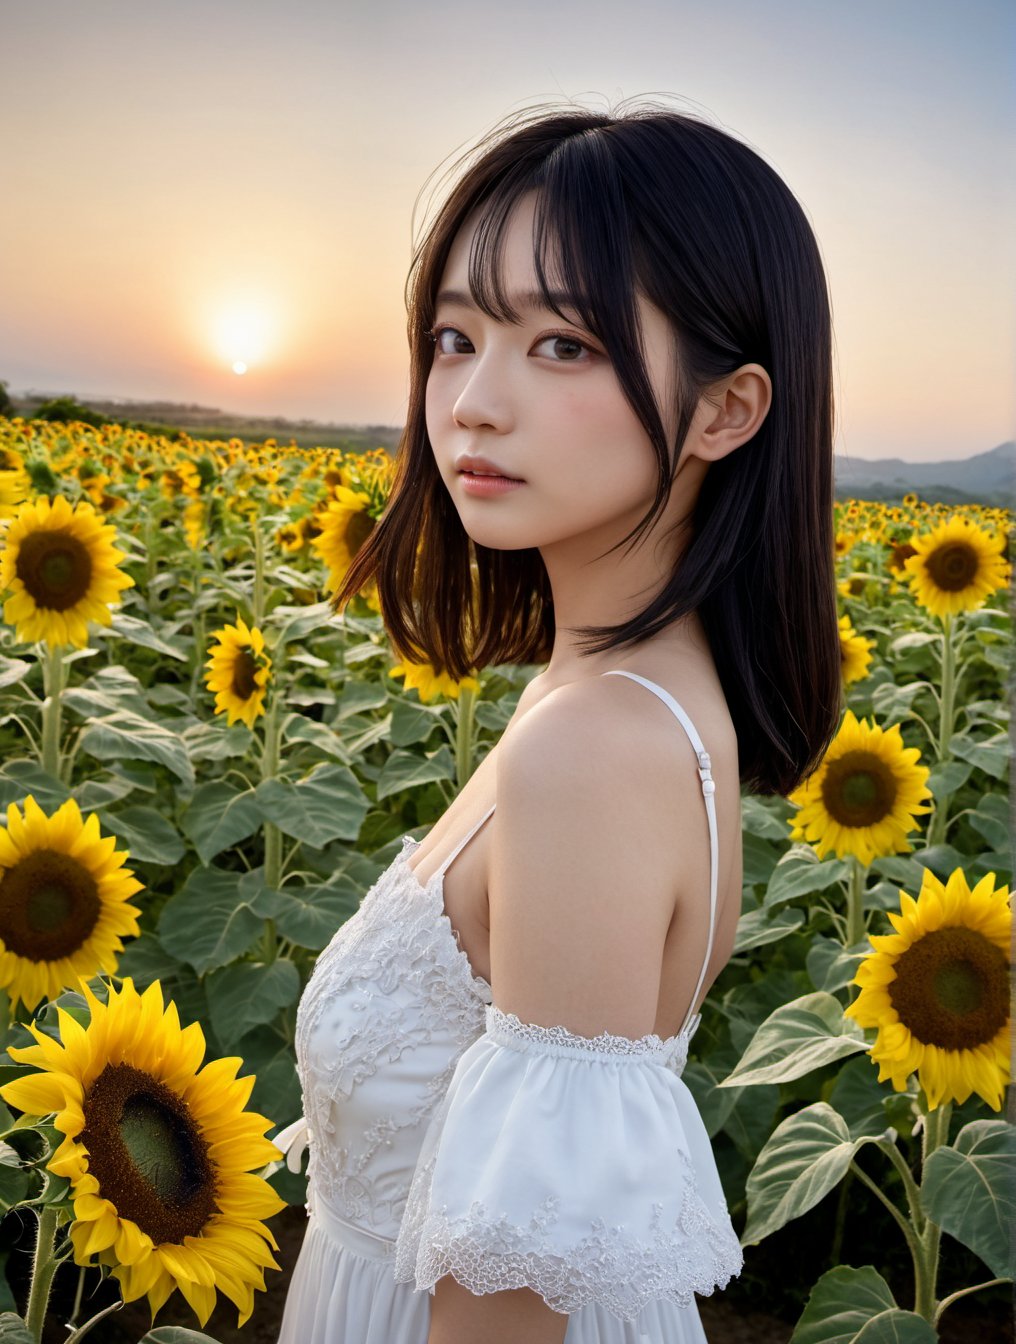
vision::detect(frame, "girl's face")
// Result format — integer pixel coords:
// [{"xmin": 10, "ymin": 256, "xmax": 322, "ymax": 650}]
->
[{"xmin": 425, "ymin": 192, "xmax": 682, "ymax": 561}]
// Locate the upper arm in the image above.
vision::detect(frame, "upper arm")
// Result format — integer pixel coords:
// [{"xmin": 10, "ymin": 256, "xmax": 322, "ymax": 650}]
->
[{"xmin": 487, "ymin": 678, "xmax": 688, "ymax": 1039}]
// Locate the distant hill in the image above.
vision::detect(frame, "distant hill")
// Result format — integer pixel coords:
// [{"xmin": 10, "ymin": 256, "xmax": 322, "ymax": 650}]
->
[
  {"xmin": 5, "ymin": 388, "xmax": 1013, "ymax": 507},
  {"xmin": 833, "ymin": 441, "xmax": 1014, "ymax": 508}
]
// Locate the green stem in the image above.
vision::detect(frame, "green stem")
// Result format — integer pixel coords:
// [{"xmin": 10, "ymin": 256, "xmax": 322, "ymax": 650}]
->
[
  {"xmin": 259, "ymin": 687, "xmax": 281, "ymax": 963},
  {"xmin": 844, "ymin": 856, "xmax": 867, "ymax": 1005},
  {"xmin": 875, "ymin": 1135, "xmax": 926, "ymax": 1238},
  {"xmin": 847, "ymin": 1157, "xmax": 923, "ymax": 1264},
  {"xmin": 40, "ymin": 642, "xmax": 66, "ymax": 781},
  {"xmin": 23, "ymin": 1205, "xmax": 60, "ymax": 1342},
  {"xmin": 253, "ymin": 520, "xmax": 266, "ymax": 628},
  {"xmin": 935, "ymin": 1279, "xmax": 1010, "ymax": 1327},
  {"xmin": 454, "ymin": 684, "xmax": 477, "ymax": 791},
  {"xmin": 913, "ymin": 1098, "xmax": 952, "ymax": 1321},
  {"xmin": 927, "ymin": 613, "xmax": 956, "ymax": 846}
]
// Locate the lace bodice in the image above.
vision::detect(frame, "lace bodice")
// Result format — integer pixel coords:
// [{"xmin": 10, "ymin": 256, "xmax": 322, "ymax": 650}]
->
[{"xmin": 278, "ymin": 668, "xmax": 743, "ymax": 1320}]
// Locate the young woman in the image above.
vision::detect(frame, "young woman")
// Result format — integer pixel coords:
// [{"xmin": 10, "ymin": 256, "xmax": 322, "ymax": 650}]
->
[{"xmin": 276, "ymin": 97, "xmax": 842, "ymax": 1344}]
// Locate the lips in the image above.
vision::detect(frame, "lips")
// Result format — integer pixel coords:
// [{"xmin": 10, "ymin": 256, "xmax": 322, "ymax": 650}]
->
[{"xmin": 455, "ymin": 453, "xmax": 523, "ymax": 481}]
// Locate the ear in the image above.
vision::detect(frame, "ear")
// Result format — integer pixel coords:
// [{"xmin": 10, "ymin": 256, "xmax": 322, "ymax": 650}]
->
[{"xmin": 686, "ymin": 363, "xmax": 772, "ymax": 463}]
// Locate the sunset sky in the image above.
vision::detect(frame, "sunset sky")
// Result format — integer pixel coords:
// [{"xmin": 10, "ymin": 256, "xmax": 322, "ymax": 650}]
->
[{"xmin": 2, "ymin": 0, "xmax": 1012, "ymax": 463}]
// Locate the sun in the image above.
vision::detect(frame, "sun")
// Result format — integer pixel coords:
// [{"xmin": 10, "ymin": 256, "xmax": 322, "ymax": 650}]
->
[{"xmin": 206, "ymin": 299, "xmax": 277, "ymax": 378}]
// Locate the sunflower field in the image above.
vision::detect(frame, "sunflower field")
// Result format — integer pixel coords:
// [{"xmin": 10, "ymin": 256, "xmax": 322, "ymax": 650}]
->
[{"xmin": 0, "ymin": 413, "xmax": 1011, "ymax": 1343}]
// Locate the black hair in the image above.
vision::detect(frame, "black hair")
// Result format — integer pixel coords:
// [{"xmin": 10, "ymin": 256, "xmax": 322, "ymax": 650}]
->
[{"xmin": 330, "ymin": 96, "xmax": 843, "ymax": 797}]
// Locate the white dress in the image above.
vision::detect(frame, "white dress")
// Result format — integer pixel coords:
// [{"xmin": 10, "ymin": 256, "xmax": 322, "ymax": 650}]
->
[{"xmin": 274, "ymin": 670, "xmax": 743, "ymax": 1342}]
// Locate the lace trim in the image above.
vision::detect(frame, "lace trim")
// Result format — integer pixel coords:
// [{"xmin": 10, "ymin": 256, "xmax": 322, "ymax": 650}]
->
[
  {"xmin": 486, "ymin": 1004, "xmax": 696, "ymax": 1073},
  {"xmin": 393, "ymin": 1143, "xmax": 743, "ymax": 1320}
]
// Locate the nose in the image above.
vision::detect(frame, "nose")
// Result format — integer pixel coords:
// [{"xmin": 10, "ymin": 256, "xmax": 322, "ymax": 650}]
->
[{"xmin": 449, "ymin": 351, "xmax": 515, "ymax": 433}]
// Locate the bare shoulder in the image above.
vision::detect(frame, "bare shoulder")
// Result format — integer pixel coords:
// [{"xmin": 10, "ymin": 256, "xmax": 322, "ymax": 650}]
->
[
  {"xmin": 497, "ymin": 671, "xmax": 715, "ymax": 810},
  {"xmin": 488, "ymin": 674, "xmax": 709, "ymax": 1035}
]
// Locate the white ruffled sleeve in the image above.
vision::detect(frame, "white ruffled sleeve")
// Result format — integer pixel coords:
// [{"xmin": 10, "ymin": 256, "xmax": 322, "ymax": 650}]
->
[{"xmin": 392, "ymin": 1002, "xmax": 743, "ymax": 1321}]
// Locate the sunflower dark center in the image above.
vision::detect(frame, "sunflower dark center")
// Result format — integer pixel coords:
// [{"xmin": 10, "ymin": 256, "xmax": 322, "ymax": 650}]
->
[
  {"xmin": 14, "ymin": 529, "xmax": 93, "ymax": 612},
  {"xmin": 0, "ymin": 849, "xmax": 101, "ymax": 961},
  {"xmin": 892, "ymin": 542, "xmax": 917, "ymax": 569},
  {"xmin": 821, "ymin": 751, "xmax": 897, "ymax": 827},
  {"xmin": 925, "ymin": 541, "xmax": 978, "ymax": 592},
  {"xmin": 344, "ymin": 511, "xmax": 374, "ymax": 553},
  {"xmin": 81, "ymin": 1062, "xmax": 218, "ymax": 1243},
  {"xmin": 231, "ymin": 648, "xmax": 260, "ymax": 700},
  {"xmin": 890, "ymin": 925, "xmax": 1009, "ymax": 1050}
]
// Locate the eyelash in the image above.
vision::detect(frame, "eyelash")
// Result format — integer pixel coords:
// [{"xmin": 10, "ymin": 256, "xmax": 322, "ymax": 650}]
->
[{"xmin": 424, "ymin": 323, "xmax": 597, "ymax": 363}]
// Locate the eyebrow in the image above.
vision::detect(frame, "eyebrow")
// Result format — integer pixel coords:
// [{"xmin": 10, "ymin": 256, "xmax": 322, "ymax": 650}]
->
[{"xmin": 434, "ymin": 287, "xmax": 584, "ymax": 314}]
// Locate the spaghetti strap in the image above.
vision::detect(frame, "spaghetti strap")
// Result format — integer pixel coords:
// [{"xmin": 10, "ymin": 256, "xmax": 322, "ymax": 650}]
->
[
  {"xmin": 601, "ymin": 669, "xmax": 719, "ymax": 1036},
  {"xmin": 433, "ymin": 803, "xmax": 497, "ymax": 880}
]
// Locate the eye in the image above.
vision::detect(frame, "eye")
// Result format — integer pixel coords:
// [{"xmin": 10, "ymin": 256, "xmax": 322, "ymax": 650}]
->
[
  {"xmin": 426, "ymin": 324, "xmax": 596, "ymax": 363},
  {"xmin": 533, "ymin": 334, "xmax": 591, "ymax": 362},
  {"xmin": 426, "ymin": 324, "xmax": 472, "ymax": 356}
]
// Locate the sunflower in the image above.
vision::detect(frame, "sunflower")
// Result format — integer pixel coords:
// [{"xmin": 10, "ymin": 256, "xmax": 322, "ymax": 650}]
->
[
  {"xmin": 838, "ymin": 614, "xmax": 875, "ymax": 686},
  {"xmin": 389, "ymin": 658, "xmax": 481, "ymax": 704},
  {"xmin": 787, "ymin": 709, "xmax": 933, "ymax": 865},
  {"xmin": 182, "ymin": 499, "xmax": 205, "ymax": 551},
  {"xmin": 311, "ymin": 485, "xmax": 376, "ymax": 593},
  {"xmin": 0, "ymin": 494, "xmax": 136, "ymax": 649},
  {"xmin": 0, "ymin": 975, "xmax": 286, "ymax": 1327},
  {"xmin": 0, "ymin": 796, "xmax": 143, "ymax": 1013},
  {"xmin": 903, "ymin": 515, "xmax": 1011, "ymax": 618},
  {"xmin": 0, "ymin": 468, "xmax": 27, "ymax": 521},
  {"xmin": 844, "ymin": 867, "xmax": 1010, "ymax": 1110},
  {"xmin": 204, "ymin": 616, "xmax": 271, "ymax": 729}
]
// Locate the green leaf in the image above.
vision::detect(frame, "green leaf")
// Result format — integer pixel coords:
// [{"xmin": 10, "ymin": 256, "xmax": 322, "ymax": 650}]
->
[
  {"xmin": 740, "ymin": 795, "xmax": 792, "ymax": 841},
  {"xmin": 967, "ymin": 792, "xmax": 1010, "ymax": 851},
  {"xmin": 744, "ymin": 1102, "xmax": 890, "ymax": 1244},
  {"xmin": 180, "ymin": 781, "xmax": 263, "ymax": 864},
  {"xmin": 253, "ymin": 763, "xmax": 369, "ymax": 847},
  {"xmin": 283, "ymin": 715, "xmax": 351, "ymax": 761},
  {"xmin": 114, "ymin": 931, "xmax": 185, "ymax": 990},
  {"xmin": 70, "ymin": 773, "xmax": 136, "ymax": 812},
  {"xmin": 138, "ymin": 1329, "xmax": 224, "ymax": 1344},
  {"xmin": 0, "ymin": 657, "xmax": 32, "ymax": 691},
  {"xmin": 103, "ymin": 610, "xmax": 190, "ymax": 661},
  {"xmin": 0, "ymin": 1163, "xmax": 29, "ymax": 1214},
  {"xmin": 888, "ymin": 631, "xmax": 941, "ymax": 653},
  {"xmin": 336, "ymin": 679, "xmax": 389, "ymax": 718},
  {"xmin": 719, "ymin": 992, "xmax": 868, "ymax": 1088},
  {"xmin": 232, "ymin": 1023, "xmax": 301, "ymax": 1127},
  {"xmin": 375, "ymin": 745, "xmax": 457, "ymax": 800},
  {"xmin": 97, "ymin": 805, "xmax": 185, "ymax": 866},
  {"xmin": 271, "ymin": 600, "xmax": 340, "ymax": 649},
  {"xmin": 77, "ymin": 711, "xmax": 195, "ymax": 788},
  {"xmin": 158, "ymin": 867, "xmax": 265, "ymax": 974},
  {"xmin": 869, "ymin": 854, "xmax": 935, "ymax": 890},
  {"xmin": 389, "ymin": 698, "xmax": 444, "ymax": 746},
  {"xmin": 828, "ymin": 1055, "xmax": 897, "ymax": 1141},
  {"xmin": 806, "ymin": 935, "xmax": 869, "ymax": 993},
  {"xmin": 182, "ymin": 720, "xmax": 254, "ymax": 763},
  {"xmin": 204, "ymin": 960, "xmax": 301, "ymax": 1050},
  {"xmin": 0, "ymin": 1313, "xmax": 35, "ymax": 1344},
  {"xmin": 733, "ymin": 905, "xmax": 804, "ymax": 953},
  {"xmin": 925, "ymin": 759, "xmax": 973, "ymax": 800},
  {"xmin": 0, "ymin": 763, "xmax": 68, "ymax": 812},
  {"xmin": 248, "ymin": 873, "xmax": 363, "ymax": 951},
  {"xmin": 921, "ymin": 1119, "xmax": 1015, "ymax": 1280},
  {"xmin": 789, "ymin": 1264, "xmax": 937, "ymax": 1343},
  {"xmin": 764, "ymin": 851, "xmax": 850, "ymax": 908},
  {"xmin": 948, "ymin": 730, "xmax": 1009, "ymax": 781}
]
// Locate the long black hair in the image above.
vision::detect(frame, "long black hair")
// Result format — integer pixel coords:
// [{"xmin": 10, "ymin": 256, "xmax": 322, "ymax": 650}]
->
[{"xmin": 330, "ymin": 97, "xmax": 843, "ymax": 797}]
